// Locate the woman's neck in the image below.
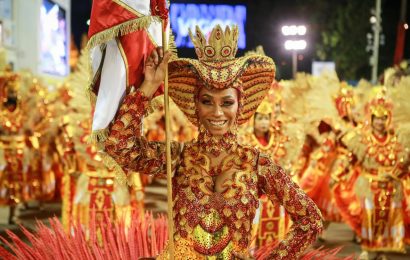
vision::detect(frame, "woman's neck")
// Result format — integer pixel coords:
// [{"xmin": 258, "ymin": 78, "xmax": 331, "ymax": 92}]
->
[
  {"xmin": 196, "ymin": 125, "xmax": 237, "ymax": 157},
  {"xmin": 254, "ymin": 129, "xmax": 269, "ymax": 144}
]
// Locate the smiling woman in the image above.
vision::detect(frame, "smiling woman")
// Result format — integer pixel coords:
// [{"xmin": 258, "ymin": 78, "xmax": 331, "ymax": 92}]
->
[
  {"xmin": 196, "ymin": 88, "xmax": 239, "ymax": 137},
  {"xmin": 104, "ymin": 24, "xmax": 323, "ymax": 259}
]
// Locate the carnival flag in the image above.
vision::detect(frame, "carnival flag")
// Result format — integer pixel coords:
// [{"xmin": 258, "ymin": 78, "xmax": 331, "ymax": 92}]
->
[{"xmin": 87, "ymin": 0, "xmax": 170, "ymax": 142}]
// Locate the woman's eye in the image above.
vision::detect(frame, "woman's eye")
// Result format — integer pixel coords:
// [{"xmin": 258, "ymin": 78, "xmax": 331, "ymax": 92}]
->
[
  {"xmin": 222, "ymin": 101, "xmax": 234, "ymax": 107},
  {"xmin": 201, "ymin": 99, "xmax": 212, "ymax": 105}
]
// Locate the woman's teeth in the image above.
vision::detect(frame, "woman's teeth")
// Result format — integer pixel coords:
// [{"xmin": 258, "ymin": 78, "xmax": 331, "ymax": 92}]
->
[{"xmin": 209, "ymin": 120, "xmax": 227, "ymax": 127}]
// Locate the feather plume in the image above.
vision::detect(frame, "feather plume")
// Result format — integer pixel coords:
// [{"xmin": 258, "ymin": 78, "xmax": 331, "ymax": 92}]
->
[{"xmin": 0, "ymin": 211, "xmax": 168, "ymax": 259}]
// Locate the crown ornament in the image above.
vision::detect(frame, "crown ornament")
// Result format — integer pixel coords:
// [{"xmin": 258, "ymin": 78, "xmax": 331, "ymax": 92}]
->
[
  {"xmin": 256, "ymin": 98, "xmax": 273, "ymax": 115},
  {"xmin": 369, "ymin": 97, "xmax": 391, "ymax": 117},
  {"xmin": 368, "ymin": 89, "xmax": 392, "ymax": 118},
  {"xmin": 189, "ymin": 25, "xmax": 239, "ymax": 62}
]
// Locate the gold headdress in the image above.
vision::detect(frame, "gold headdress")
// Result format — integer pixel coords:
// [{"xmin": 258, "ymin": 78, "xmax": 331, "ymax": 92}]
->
[
  {"xmin": 367, "ymin": 88, "xmax": 391, "ymax": 118},
  {"xmin": 244, "ymin": 45, "xmax": 266, "ymax": 56},
  {"xmin": 364, "ymin": 88, "xmax": 393, "ymax": 129},
  {"xmin": 168, "ymin": 25, "xmax": 276, "ymax": 126},
  {"xmin": 256, "ymin": 98, "xmax": 273, "ymax": 115}
]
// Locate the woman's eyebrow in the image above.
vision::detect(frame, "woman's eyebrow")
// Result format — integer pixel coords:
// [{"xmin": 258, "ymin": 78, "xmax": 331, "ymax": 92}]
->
[
  {"xmin": 200, "ymin": 94, "xmax": 212, "ymax": 98},
  {"xmin": 222, "ymin": 95, "xmax": 235, "ymax": 99}
]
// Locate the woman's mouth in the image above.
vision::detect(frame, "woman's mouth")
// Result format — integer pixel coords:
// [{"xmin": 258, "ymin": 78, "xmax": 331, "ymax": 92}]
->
[{"xmin": 208, "ymin": 120, "xmax": 228, "ymax": 127}]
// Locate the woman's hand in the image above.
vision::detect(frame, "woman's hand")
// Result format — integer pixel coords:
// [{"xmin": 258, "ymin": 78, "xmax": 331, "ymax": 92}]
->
[{"xmin": 140, "ymin": 47, "xmax": 172, "ymax": 99}]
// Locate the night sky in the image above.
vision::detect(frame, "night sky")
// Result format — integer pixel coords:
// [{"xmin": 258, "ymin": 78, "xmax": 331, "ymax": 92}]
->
[{"xmin": 71, "ymin": 0, "xmax": 409, "ymax": 80}]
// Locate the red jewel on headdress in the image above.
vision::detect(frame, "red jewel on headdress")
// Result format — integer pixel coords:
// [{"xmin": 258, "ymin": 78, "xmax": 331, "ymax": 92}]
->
[
  {"xmin": 221, "ymin": 46, "xmax": 232, "ymax": 57},
  {"xmin": 204, "ymin": 46, "xmax": 215, "ymax": 57}
]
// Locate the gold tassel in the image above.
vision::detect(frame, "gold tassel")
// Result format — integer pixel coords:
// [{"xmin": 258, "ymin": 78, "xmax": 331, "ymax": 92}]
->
[
  {"xmin": 86, "ymin": 87, "xmax": 97, "ymax": 104},
  {"xmin": 168, "ymin": 31, "xmax": 178, "ymax": 59},
  {"xmin": 89, "ymin": 128, "xmax": 109, "ymax": 144},
  {"xmin": 99, "ymin": 152, "xmax": 128, "ymax": 186},
  {"xmin": 86, "ymin": 16, "xmax": 159, "ymax": 51}
]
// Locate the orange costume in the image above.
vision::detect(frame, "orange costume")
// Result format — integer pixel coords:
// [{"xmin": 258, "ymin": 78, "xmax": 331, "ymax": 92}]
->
[
  {"xmin": 333, "ymin": 90, "xmax": 410, "ymax": 253},
  {"xmin": 99, "ymin": 25, "xmax": 322, "ymax": 259},
  {"xmin": 299, "ymin": 75, "xmax": 356, "ymax": 222}
]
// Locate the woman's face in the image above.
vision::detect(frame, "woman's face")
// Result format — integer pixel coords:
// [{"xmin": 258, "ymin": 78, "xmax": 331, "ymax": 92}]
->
[
  {"xmin": 196, "ymin": 87, "xmax": 239, "ymax": 136},
  {"xmin": 254, "ymin": 113, "xmax": 271, "ymax": 133},
  {"xmin": 372, "ymin": 115, "xmax": 388, "ymax": 133}
]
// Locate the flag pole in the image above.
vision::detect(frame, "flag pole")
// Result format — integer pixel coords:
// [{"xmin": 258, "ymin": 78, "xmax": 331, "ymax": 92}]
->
[{"xmin": 162, "ymin": 19, "xmax": 175, "ymax": 260}]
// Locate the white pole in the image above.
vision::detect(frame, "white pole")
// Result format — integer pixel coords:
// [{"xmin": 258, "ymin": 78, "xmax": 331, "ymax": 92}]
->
[
  {"xmin": 292, "ymin": 50, "xmax": 297, "ymax": 78},
  {"xmin": 371, "ymin": 0, "xmax": 381, "ymax": 83}
]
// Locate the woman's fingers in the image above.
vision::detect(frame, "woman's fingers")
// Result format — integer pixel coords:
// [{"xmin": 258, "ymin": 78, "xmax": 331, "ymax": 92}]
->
[
  {"xmin": 149, "ymin": 48, "xmax": 159, "ymax": 65},
  {"xmin": 147, "ymin": 48, "xmax": 170, "ymax": 68},
  {"xmin": 157, "ymin": 47, "xmax": 164, "ymax": 60},
  {"xmin": 158, "ymin": 51, "xmax": 172, "ymax": 69}
]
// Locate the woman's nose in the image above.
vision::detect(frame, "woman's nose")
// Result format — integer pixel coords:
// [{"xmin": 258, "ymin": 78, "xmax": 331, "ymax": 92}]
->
[{"xmin": 213, "ymin": 105, "xmax": 223, "ymax": 116}]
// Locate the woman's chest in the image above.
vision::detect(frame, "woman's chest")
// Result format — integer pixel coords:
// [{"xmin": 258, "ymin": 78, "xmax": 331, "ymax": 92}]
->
[
  {"xmin": 363, "ymin": 134, "xmax": 405, "ymax": 168},
  {"xmin": 174, "ymin": 147, "xmax": 260, "ymax": 209}
]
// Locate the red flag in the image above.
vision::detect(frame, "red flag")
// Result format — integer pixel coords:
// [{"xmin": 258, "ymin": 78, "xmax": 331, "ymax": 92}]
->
[{"xmin": 87, "ymin": 0, "xmax": 169, "ymax": 140}]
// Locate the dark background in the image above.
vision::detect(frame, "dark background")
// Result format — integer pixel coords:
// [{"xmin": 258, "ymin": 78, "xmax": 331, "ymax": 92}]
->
[{"xmin": 71, "ymin": 0, "xmax": 410, "ymax": 80}]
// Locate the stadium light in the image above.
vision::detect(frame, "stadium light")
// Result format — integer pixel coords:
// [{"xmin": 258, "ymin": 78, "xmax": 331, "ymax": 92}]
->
[{"xmin": 281, "ymin": 24, "xmax": 307, "ymax": 77}]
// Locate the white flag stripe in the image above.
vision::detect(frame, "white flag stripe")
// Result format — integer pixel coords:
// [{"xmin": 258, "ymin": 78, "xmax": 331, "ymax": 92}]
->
[
  {"xmin": 92, "ymin": 39, "xmax": 127, "ymax": 131},
  {"xmin": 147, "ymin": 19, "xmax": 163, "ymax": 47},
  {"xmin": 120, "ymin": 0, "xmax": 151, "ymax": 16},
  {"xmin": 90, "ymin": 47, "xmax": 103, "ymax": 79}
]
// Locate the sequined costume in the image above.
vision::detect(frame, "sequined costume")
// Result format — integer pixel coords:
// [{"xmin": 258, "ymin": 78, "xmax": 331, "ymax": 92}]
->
[{"xmin": 104, "ymin": 86, "xmax": 322, "ymax": 259}]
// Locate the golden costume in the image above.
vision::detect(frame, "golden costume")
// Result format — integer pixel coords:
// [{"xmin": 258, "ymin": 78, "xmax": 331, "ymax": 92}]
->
[
  {"xmin": 101, "ymin": 25, "xmax": 323, "ymax": 259},
  {"xmin": 333, "ymin": 86, "xmax": 410, "ymax": 253},
  {"xmin": 0, "ymin": 72, "xmax": 55, "ymax": 208}
]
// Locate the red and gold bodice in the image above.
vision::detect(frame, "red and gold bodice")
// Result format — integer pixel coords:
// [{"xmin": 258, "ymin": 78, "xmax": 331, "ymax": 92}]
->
[
  {"xmin": 105, "ymin": 90, "xmax": 323, "ymax": 259},
  {"xmin": 173, "ymin": 143, "xmax": 259, "ymax": 258},
  {"xmin": 343, "ymin": 128, "xmax": 409, "ymax": 180}
]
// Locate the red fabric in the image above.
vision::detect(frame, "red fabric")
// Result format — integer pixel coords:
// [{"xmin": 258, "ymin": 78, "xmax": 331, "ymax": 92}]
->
[
  {"xmin": 119, "ymin": 31, "xmax": 156, "ymax": 92},
  {"xmin": 394, "ymin": 22, "xmax": 406, "ymax": 65},
  {"xmin": 88, "ymin": 0, "xmax": 139, "ymax": 39},
  {"xmin": 256, "ymin": 135, "xmax": 269, "ymax": 146},
  {"xmin": 333, "ymin": 169, "xmax": 362, "ymax": 235},
  {"xmin": 88, "ymin": 1, "xmax": 167, "ymax": 94},
  {"xmin": 150, "ymin": 0, "xmax": 168, "ymax": 20}
]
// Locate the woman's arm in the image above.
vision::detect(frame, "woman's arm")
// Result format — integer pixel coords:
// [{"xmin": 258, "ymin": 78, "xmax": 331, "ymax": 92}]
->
[
  {"xmin": 257, "ymin": 153, "xmax": 323, "ymax": 259},
  {"xmin": 104, "ymin": 89, "xmax": 181, "ymax": 175},
  {"xmin": 104, "ymin": 49, "xmax": 180, "ymax": 175}
]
